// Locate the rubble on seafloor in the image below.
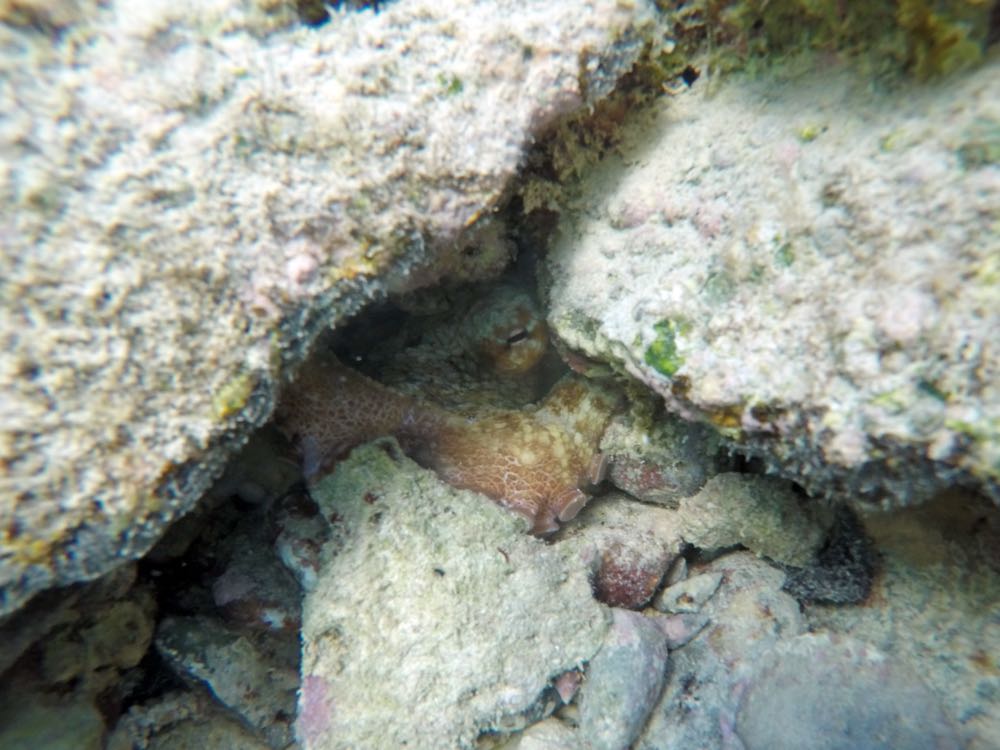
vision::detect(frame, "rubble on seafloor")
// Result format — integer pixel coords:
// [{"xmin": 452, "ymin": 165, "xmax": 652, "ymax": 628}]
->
[
  {"xmin": 1, "ymin": 1, "xmax": 999, "ymax": 748},
  {"xmin": 1, "ymin": 271, "xmax": 997, "ymax": 748}
]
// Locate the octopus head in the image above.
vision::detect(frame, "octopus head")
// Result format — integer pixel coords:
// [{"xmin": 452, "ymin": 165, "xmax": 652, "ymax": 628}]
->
[{"xmin": 468, "ymin": 286, "xmax": 550, "ymax": 377}]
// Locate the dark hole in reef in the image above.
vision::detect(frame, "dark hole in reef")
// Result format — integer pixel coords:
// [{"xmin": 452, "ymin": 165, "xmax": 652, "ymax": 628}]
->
[
  {"xmin": 680, "ymin": 65, "xmax": 700, "ymax": 86},
  {"xmin": 988, "ymin": 0, "xmax": 1000, "ymax": 47},
  {"xmin": 116, "ymin": 648, "xmax": 187, "ymax": 715},
  {"xmin": 296, "ymin": 0, "xmax": 330, "ymax": 26},
  {"xmin": 729, "ymin": 451, "xmax": 768, "ymax": 475}
]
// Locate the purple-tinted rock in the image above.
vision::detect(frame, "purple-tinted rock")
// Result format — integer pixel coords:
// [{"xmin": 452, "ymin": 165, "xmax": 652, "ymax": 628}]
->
[
  {"xmin": 567, "ymin": 493, "xmax": 680, "ymax": 610},
  {"xmin": 577, "ymin": 608, "xmax": 670, "ymax": 750},
  {"xmin": 736, "ymin": 633, "xmax": 961, "ymax": 750},
  {"xmin": 211, "ymin": 537, "xmax": 301, "ymax": 634},
  {"xmin": 652, "ymin": 613, "xmax": 711, "ymax": 650}
]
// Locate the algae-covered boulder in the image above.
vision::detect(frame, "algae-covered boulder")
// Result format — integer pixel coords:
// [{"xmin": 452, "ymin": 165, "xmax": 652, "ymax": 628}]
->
[
  {"xmin": 0, "ymin": 0, "xmax": 655, "ymax": 615},
  {"xmin": 545, "ymin": 56, "xmax": 1000, "ymax": 508}
]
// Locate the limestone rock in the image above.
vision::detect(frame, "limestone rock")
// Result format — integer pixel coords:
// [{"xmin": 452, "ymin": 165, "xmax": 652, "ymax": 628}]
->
[
  {"xmin": 155, "ymin": 615, "xmax": 299, "ymax": 748},
  {"xmin": 545, "ymin": 58, "xmax": 1000, "ymax": 508},
  {"xmin": 807, "ymin": 493, "xmax": 1000, "ymax": 749},
  {"xmin": 637, "ymin": 552, "xmax": 805, "ymax": 749},
  {"xmin": 298, "ymin": 440, "xmax": 609, "ymax": 749},
  {"xmin": 677, "ymin": 473, "xmax": 830, "ymax": 567},
  {"xmin": 563, "ymin": 492, "xmax": 681, "ymax": 610},
  {"xmin": 735, "ymin": 633, "xmax": 960, "ymax": 750},
  {"xmin": 0, "ymin": 0, "xmax": 655, "ymax": 615}
]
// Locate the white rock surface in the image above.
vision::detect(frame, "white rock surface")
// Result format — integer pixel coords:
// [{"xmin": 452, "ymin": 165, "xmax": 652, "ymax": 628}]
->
[
  {"xmin": 545, "ymin": 58, "xmax": 1000, "ymax": 508},
  {"xmin": 298, "ymin": 441, "xmax": 609, "ymax": 749}
]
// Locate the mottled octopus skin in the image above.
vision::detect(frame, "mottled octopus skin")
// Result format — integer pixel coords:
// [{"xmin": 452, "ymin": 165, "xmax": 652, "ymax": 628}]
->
[
  {"xmin": 277, "ymin": 356, "xmax": 618, "ymax": 535},
  {"xmin": 369, "ymin": 283, "xmax": 553, "ymax": 411}
]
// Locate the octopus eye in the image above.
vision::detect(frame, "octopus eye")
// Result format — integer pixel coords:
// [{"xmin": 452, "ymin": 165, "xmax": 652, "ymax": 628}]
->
[{"xmin": 506, "ymin": 329, "xmax": 529, "ymax": 346}]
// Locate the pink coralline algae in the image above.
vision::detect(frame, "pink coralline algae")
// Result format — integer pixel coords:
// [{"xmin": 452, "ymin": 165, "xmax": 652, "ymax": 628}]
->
[
  {"xmin": 297, "ymin": 674, "xmax": 334, "ymax": 746},
  {"xmin": 276, "ymin": 355, "xmax": 618, "ymax": 535}
]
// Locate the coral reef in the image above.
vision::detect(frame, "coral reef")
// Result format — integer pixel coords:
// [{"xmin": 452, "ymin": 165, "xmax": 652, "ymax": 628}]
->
[
  {"xmin": 0, "ymin": 0, "xmax": 655, "ymax": 616},
  {"xmin": 654, "ymin": 0, "xmax": 997, "ymax": 81},
  {"xmin": 545, "ymin": 55, "xmax": 1000, "ymax": 509},
  {"xmin": 4, "ymin": 2, "xmax": 998, "ymax": 746}
]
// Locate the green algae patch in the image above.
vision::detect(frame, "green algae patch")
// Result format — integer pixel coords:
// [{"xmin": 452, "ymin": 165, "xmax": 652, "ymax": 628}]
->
[
  {"xmin": 897, "ymin": 0, "xmax": 985, "ymax": 79},
  {"xmin": 774, "ymin": 241, "xmax": 796, "ymax": 268},
  {"xmin": 797, "ymin": 123, "xmax": 826, "ymax": 142},
  {"xmin": 645, "ymin": 319, "xmax": 685, "ymax": 377},
  {"xmin": 437, "ymin": 73, "xmax": 464, "ymax": 96}
]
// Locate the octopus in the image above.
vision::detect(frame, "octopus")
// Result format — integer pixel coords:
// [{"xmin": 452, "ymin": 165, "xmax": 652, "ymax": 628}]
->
[{"xmin": 276, "ymin": 284, "xmax": 620, "ymax": 535}]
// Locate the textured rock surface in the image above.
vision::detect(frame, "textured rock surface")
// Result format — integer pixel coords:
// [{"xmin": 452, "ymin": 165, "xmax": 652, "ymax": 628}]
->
[
  {"xmin": 599, "ymin": 403, "xmax": 727, "ymax": 506},
  {"xmin": 545, "ymin": 57, "xmax": 1000, "ymax": 508},
  {"xmin": 807, "ymin": 493, "xmax": 1000, "ymax": 749},
  {"xmin": 636, "ymin": 552, "xmax": 808, "ymax": 749},
  {"xmin": 155, "ymin": 614, "xmax": 299, "ymax": 748},
  {"xmin": 298, "ymin": 441, "xmax": 609, "ymax": 749},
  {"xmin": 736, "ymin": 633, "xmax": 960, "ymax": 750},
  {"xmin": 676, "ymin": 473, "xmax": 831, "ymax": 566},
  {"xmin": 0, "ymin": 678, "xmax": 105, "ymax": 750},
  {"xmin": 0, "ymin": 0, "xmax": 654, "ymax": 614},
  {"xmin": 576, "ymin": 608, "xmax": 670, "ymax": 750},
  {"xmin": 558, "ymin": 491, "xmax": 681, "ymax": 610},
  {"xmin": 505, "ymin": 717, "xmax": 579, "ymax": 750},
  {"xmin": 0, "ymin": 562, "xmax": 155, "ymax": 747},
  {"xmin": 108, "ymin": 688, "xmax": 273, "ymax": 750}
]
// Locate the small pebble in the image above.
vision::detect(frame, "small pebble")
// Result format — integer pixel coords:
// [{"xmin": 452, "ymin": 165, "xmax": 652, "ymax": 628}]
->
[
  {"xmin": 664, "ymin": 555, "xmax": 688, "ymax": 586},
  {"xmin": 577, "ymin": 609, "xmax": 670, "ymax": 750}
]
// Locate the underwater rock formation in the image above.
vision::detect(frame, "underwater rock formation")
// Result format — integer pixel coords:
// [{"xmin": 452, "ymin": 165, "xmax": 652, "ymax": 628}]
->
[
  {"xmin": 0, "ymin": 0, "xmax": 655, "ymax": 615},
  {"xmin": 545, "ymin": 56, "xmax": 1000, "ymax": 509},
  {"xmin": 298, "ymin": 442, "xmax": 609, "ymax": 749}
]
